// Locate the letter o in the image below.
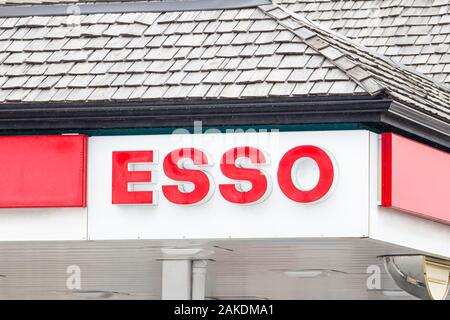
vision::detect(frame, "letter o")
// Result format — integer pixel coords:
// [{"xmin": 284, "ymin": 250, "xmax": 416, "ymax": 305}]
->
[{"xmin": 277, "ymin": 145, "xmax": 335, "ymax": 203}]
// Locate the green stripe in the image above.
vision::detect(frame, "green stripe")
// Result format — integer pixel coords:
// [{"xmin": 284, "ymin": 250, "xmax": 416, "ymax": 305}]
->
[{"xmin": 0, "ymin": 123, "xmax": 379, "ymax": 137}]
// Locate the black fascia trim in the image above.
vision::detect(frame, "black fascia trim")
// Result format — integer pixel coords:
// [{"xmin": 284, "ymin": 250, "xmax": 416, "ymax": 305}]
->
[
  {"xmin": 0, "ymin": 96, "xmax": 448, "ymax": 152},
  {"xmin": 388, "ymin": 101, "xmax": 450, "ymax": 138},
  {"xmin": 0, "ymin": 95, "xmax": 389, "ymax": 129},
  {"xmin": 0, "ymin": 0, "xmax": 271, "ymax": 18},
  {"xmin": 382, "ymin": 102, "xmax": 450, "ymax": 153}
]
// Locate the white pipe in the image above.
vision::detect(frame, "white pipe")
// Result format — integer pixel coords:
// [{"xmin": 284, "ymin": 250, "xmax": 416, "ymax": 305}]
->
[{"xmin": 191, "ymin": 260, "xmax": 208, "ymax": 300}]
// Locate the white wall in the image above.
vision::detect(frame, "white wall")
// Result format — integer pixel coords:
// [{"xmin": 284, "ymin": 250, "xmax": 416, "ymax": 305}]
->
[{"xmin": 0, "ymin": 207, "xmax": 87, "ymax": 241}]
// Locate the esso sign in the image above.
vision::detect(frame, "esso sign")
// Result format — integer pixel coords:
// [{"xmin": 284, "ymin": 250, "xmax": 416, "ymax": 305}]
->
[{"xmin": 112, "ymin": 146, "xmax": 336, "ymax": 206}]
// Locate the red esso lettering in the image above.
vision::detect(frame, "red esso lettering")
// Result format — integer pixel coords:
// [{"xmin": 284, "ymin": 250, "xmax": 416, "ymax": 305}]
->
[
  {"xmin": 277, "ymin": 145, "xmax": 335, "ymax": 203},
  {"xmin": 112, "ymin": 150, "xmax": 156, "ymax": 205},
  {"xmin": 111, "ymin": 145, "xmax": 335, "ymax": 205},
  {"xmin": 162, "ymin": 148, "xmax": 214, "ymax": 205},
  {"xmin": 219, "ymin": 147, "xmax": 271, "ymax": 204}
]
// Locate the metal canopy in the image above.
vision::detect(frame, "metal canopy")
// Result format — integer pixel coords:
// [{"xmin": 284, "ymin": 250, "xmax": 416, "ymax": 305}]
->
[{"xmin": 1, "ymin": 238, "xmax": 448, "ymax": 300}]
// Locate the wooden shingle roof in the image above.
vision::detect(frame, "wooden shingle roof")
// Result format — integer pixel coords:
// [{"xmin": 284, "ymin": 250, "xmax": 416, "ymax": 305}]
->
[{"xmin": 0, "ymin": 0, "xmax": 448, "ymax": 124}]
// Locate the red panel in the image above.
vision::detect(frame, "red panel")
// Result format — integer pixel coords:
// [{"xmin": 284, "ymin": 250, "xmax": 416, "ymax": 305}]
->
[
  {"xmin": 381, "ymin": 132, "xmax": 450, "ymax": 225},
  {"xmin": 381, "ymin": 133, "xmax": 392, "ymax": 207},
  {"xmin": 0, "ymin": 135, "xmax": 87, "ymax": 208}
]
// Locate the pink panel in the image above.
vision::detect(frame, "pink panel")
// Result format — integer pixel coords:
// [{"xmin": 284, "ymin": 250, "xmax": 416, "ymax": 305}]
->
[{"xmin": 382, "ymin": 133, "xmax": 450, "ymax": 225}]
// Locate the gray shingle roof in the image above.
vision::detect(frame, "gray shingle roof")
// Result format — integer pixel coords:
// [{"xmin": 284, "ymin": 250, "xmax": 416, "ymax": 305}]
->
[
  {"xmin": 275, "ymin": 0, "xmax": 450, "ymax": 85},
  {"xmin": 0, "ymin": 5, "xmax": 373, "ymax": 104},
  {"xmin": 0, "ymin": 1, "xmax": 449, "ymax": 124}
]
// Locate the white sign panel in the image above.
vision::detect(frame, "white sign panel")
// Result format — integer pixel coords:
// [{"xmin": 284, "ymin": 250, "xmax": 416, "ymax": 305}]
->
[
  {"xmin": 0, "ymin": 208, "xmax": 87, "ymax": 241},
  {"xmin": 87, "ymin": 130, "xmax": 370, "ymax": 240}
]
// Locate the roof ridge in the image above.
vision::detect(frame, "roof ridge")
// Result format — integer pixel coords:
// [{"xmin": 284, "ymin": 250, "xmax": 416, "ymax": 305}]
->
[
  {"xmin": 269, "ymin": 2, "xmax": 450, "ymax": 95},
  {"xmin": 0, "ymin": 0, "xmax": 271, "ymax": 17},
  {"xmin": 260, "ymin": 2, "xmax": 450, "ymax": 121},
  {"xmin": 259, "ymin": 4, "xmax": 385, "ymax": 96}
]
